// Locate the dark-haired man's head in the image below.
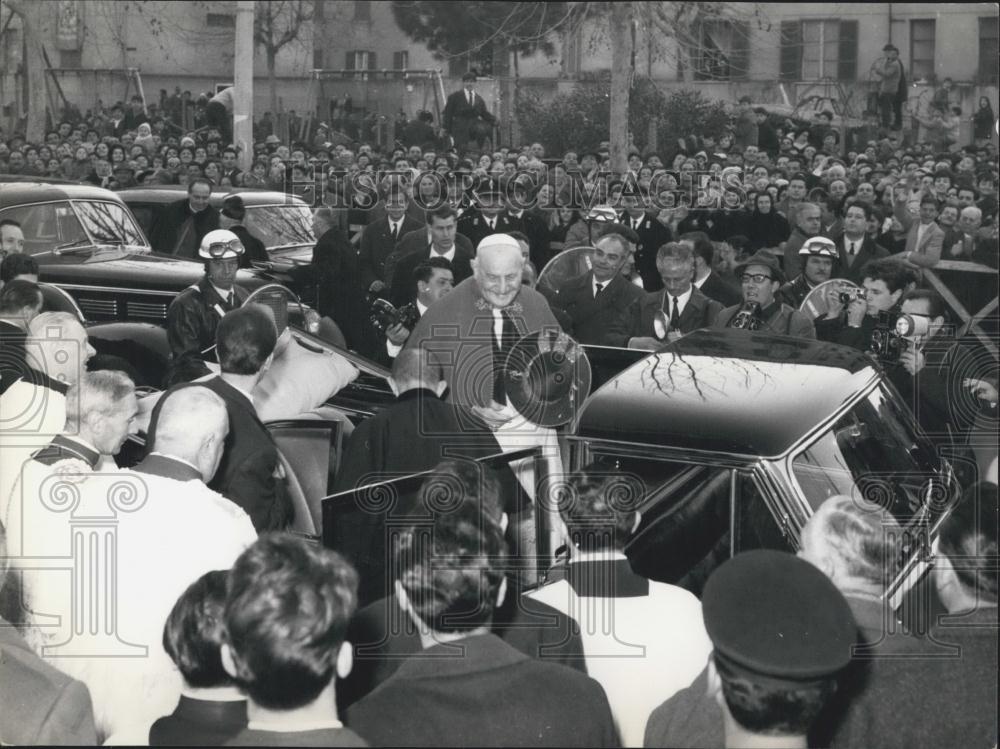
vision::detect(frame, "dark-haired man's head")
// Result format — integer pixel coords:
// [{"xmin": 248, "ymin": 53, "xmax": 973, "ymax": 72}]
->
[
  {"xmin": 222, "ymin": 533, "xmax": 358, "ymax": 713},
  {"xmin": 164, "ymin": 570, "xmax": 236, "ymax": 690},
  {"xmin": 394, "ymin": 460, "xmax": 507, "ymax": 643},
  {"xmin": 558, "ymin": 468, "xmax": 642, "ymax": 554},
  {"xmin": 217, "ymin": 304, "xmax": 277, "ymax": 378},
  {"xmin": 0, "ymin": 279, "xmax": 43, "ymax": 328},
  {"xmin": 860, "ymin": 259, "xmax": 914, "ymax": 316},
  {"xmin": 187, "ymin": 177, "xmax": 213, "ymax": 213},
  {"xmin": 413, "ymin": 256, "xmax": 453, "ymax": 308}
]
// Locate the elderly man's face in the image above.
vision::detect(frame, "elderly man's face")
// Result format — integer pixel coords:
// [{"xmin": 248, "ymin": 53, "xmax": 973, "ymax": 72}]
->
[
  {"xmin": 798, "ymin": 207, "xmax": 822, "ymax": 236},
  {"xmin": 94, "ymin": 393, "xmax": 140, "ymax": 455},
  {"xmin": 474, "ymin": 246, "xmax": 523, "ymax": 309},
  {"xmin": 188, "ymin": 183, "xmax": 211, "ymax": 213},
  {"xmin": 658, "ymin": 259, "xmax": 693, "ymax": 297},
  {"xmin": 592, "ymin": 238, "xmax": 629, "ymax": 283},
  {"xmin": 938, "ymin": 206, "xmax": 958, "ymax": 227},
  {"xmin": 957, "ymin": 210, "xmax": 982, "ymax": 235}
]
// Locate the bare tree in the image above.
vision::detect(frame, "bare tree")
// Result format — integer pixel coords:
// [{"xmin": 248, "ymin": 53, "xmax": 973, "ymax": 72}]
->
[{"xmin": 255, "ymin": 0, "xmax": 313, "ymax": 116}]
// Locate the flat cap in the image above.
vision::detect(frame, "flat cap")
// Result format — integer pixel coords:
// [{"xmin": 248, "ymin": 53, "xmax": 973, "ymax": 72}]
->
[
  {"xmin": 734, "ymin": 252, "xmax": 785, "ymax": 283},
  {"xmin": 704, "ymin": 550, "xmax": 856, "ymax": 684}
]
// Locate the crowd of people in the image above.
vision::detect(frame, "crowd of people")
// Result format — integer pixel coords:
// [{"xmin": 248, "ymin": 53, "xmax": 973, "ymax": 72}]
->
[{"xmin": 1, "ymin": 74, "xmax": 999, "ymax": 748}]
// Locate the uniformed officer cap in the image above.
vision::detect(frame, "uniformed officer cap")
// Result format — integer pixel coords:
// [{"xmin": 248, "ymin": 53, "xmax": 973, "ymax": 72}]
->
[{"xmin": 703, "ymin": 550, "xmax": 856, "ymax": 685}]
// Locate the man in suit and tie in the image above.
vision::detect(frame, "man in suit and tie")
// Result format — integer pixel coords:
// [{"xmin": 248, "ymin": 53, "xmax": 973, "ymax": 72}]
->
[
  {"xmin": 628, "ymin": 242, "xmax": 723, "ymax": 350},
  {"xmin": 390, "ymin": 205, "xmax": 475, "ymax": 307},
  {"xmin": 443, "ymin": 72, "xmax": 497, "ymax": 153},
  {"xmin": 891, "ymin": 192, "xmax": 945, "ymax": 270},
  {"xmin": 681, "ymin": 231, "xmax": 742, "ymax": 308},
  {"xmin": 458, "ymin": 177, "xmax": 520, "ymax": 250},
  {"xmin": 148, "ymin": 304, "xmax": 289, "ymax": 533},
  {"xmin": 545, "ymin": 233, "xmax": 644, "ymax": 347},
  {"xmin": 360, "ymin": 188, "xmax": 423, "ymax": 296},
  {"xmin": 621, "ymin": 192, "xmax": 672, "ymax": 291},
  {"xmin": 830, "ymin": 202, "xmax": 890, "ymax": 284},
  {"xmin": 165, "ymin": 230, "xmax": 250, "ymax": 386}
]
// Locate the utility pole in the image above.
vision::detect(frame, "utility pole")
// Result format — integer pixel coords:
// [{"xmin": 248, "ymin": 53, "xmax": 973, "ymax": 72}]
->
[{"xmin": 234, "ymin": 0, "xmax": 255, "ymax": 171}]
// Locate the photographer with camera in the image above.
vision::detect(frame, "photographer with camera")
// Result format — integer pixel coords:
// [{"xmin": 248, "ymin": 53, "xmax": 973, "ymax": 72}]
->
[
  {"xmin": 713, "ymin": 253, "xmax": 816, "ymax": 339},
  {"xmin": 382, "ymin": 257, "xmax": 454, "ymax": 360},
  {"xmin": 815, "ymin": 258, "xmax": 915, "ymax": 351}
]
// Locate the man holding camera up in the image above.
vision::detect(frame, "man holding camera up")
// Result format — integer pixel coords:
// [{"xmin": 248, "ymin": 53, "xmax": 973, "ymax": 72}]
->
[
  {"xmin": 815, "ymin": 258, "xmax": 914, "ymax": 351},
  {"xmin": 713, "ymin": 252, "xmax": 815, "ymax": 339}
]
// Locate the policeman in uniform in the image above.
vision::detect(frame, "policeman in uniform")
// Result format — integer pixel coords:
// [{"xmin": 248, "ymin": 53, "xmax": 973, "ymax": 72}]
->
[
  {"xmin": 165, "ymin": 229, "xmax": 249, "ymax": 386},
  {"xmin": 645, "ymin": 549, "xmax": 857, "ymax": 748},
  {"xmin": 776, "ymin": 235, "xmax": 839, "ymax": 309}
]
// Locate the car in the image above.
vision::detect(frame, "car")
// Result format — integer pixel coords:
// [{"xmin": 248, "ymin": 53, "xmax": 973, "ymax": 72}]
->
[
  {"xmin": 118, "ymin": 185, "xmax": 316, "ymax": 299},
  {"xmin": 0, "ymin": 181, "xmax": 314, "ymax": 328},
  {"xmin": 570, "ymin": 328, "xmax": 960, "ymax": 607}
]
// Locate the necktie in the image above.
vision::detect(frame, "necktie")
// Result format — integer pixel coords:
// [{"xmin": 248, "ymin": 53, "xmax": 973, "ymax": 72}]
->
[
  {"xmin": 468, "ymin": 91, "xmax": 473, "ymax": 106},
  {"xmin": 491, "ymin": 309, "xmax": 518, "ymax": 405},
  {"xmin": 670, "ymin": 296, "xmax": 681, "ymax": 330},
  {"xmin": 848, "ymin": 242, "xmax": 856, "ymax": 256},
  {"xmin": 390, "ymin": 222, "xmax": 398, "ymax": 241},
  {"xmin": 595, "ymin": 282, "xmax": 604, "ymax": 297},
  {"xmin": 226, "ymin": 291, "xmax": 234, "ymax": 308},
  {"xmin": 487, "ymin": 218, "xmax": 495, "ymax": 231}
]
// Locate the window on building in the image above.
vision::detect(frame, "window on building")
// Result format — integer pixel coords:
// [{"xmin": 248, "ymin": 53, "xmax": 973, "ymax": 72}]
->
[
  {"xmin": 393, "ymin": 51, "xmax": 409, "ymax": 70},
  {"xmin": 345, "ymin": 50, "xmax": 376, "ymax": 71},
  {"xmin": 782, "ymin": 19, "xmax": 857, "ymax": 81},
  {"xmin": 206, "ymin": 13, "xmax": 235, "ymax": 28},
  {"xmin": 354, "ymin": 1, "xmax": 371, "ymax": 22},
  {"xmin": 978, "ymin": 17, "xmax": 998, "ymax": 84},
  {"xmin": 693, "ymin": 20, "xmax": 750, "ymax": 81},
  {"xmin": 910, "ymin": 19, "xmax": 935, "ymax": 81}
]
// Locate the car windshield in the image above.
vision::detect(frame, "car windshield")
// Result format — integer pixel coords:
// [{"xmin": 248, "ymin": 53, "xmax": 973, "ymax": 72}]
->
[
  {"xmin": 243, "ymin": 204, "xmax": 315, "ymax": 251},
  {"xmin": 0, "ymin": 199, "xmax": 148, "ymax": 256},
  {"xmin": 792, "ymin": 382, "xmax": 950, "ymax": 528}
]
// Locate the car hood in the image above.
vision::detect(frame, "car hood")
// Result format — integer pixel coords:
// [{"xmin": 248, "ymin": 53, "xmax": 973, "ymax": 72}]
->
[
  {"xmin": 37, "ymin": 251, "xmax": 269, "ymax": 292},
  {"xmin": 265, "ymin": 245, "xmax": 314, "ymax": 265}
]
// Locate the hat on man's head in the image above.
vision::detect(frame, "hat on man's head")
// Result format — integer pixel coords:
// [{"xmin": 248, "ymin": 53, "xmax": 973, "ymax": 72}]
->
[
  {"xmin": 462, "ymin": 72, "xmax": 477, "ymax": 83},
  {"xmin": 180, "ymin": 136, "xmax": 196, "ymax": 148},
  {"xmin": 734, "ymin": 252, "xmax": 785, "ymax": 284},
  {"xmin": 703, "ymin": 550, "xmax": 856, "ymax": 686},
  {"xmin": 473, "ymin": 175, "xmax": 505, "ymax": 206},
  {"xmin": 199, "ymin": 229, "xmax": 245, "ymax": 260},
  {"xmin": 221, "ymin": 195, "xmax": 246, "ymax": 221},
  {"xmin": 265, "ymin": 134, "xmax": 281, "ymax": 145},
  {"xmin": 476, "ymin": 233, "xmax": 521, "ymax": 255},
  {"xmin": 799, "ymin": 236, "xmax": 838, "ymax": 259},
  {"xmin": 883, "ymin": 43, "xmax": 899, "ymax": 52}
]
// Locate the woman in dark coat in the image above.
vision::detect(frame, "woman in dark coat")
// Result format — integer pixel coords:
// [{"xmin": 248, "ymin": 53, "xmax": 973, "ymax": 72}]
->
[{"xmin": 745, "ymin": 192, "xmax": 791, "ymax": 252}]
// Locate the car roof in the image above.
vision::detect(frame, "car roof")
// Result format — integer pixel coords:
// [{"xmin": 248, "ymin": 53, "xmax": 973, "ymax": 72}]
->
[
  {"xmin": 0, "ymin": 181, "xmax": 124, "ymax": 204},
  {"xmin": 118, "ymin": 186, "xmax": 309, "ymax": 207},
  {"xmin": 576, "ymin": 329, "xmax": 879, "ymax": 458}
]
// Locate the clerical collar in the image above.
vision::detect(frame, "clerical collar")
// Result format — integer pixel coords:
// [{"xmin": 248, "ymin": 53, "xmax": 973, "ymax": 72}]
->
[
  {"xmin": 150, "ymin": 451, "xmax": 202, "ymax": 474},
  {"xmin": 247, "ymin": 717, "xmax": 344, "ymax": 732}
]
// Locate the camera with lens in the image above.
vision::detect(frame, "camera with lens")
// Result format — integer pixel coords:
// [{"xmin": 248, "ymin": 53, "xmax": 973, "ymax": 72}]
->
[
  {"xmin": 729, "ymin": 301, "xmax": 763, "ymax": 331},
  {"xmin": 839, "ymin": 286, "xmax": 865, "ymax": 306},
  {"xmin": 868, "ymin": 311, "xmax": 930, "ymax": 363},
  {"xmin": 368, "ymin": 295, "xmax": 420, "ymax": 335}
]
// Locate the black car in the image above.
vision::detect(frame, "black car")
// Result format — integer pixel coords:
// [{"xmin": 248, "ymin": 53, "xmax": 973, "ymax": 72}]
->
[{"xmin": 0, "ymin": 181, "xmax": 308, "ymax": 326}]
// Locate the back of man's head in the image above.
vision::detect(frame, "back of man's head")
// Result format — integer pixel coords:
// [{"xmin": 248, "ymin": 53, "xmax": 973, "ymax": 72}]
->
[
  {"xmin": 395, "ymin": 460, "xmax": 506, "ymax": 633},
  {"xmin": 800, "ymin": 495, "xmax": 902, "ymax": 594},
  {"xmin": 391, "ymin": 346, "xmax": 443, "ymax": 395},
  {"xmin": 217, "ymin": 304, "xmax": 277, "ymax": 376},
  {"xmin": 559, "ymin": 468, "xmax": 642, "ymax": 553},
  {"xmin": 679, "ymin": 231, "xmax": 715, "ymax": 267},
  {"xmin": 0, "ymin": 279, "xmax": 42, "ymax": 317},
  {"xmin": 1, "ymin": 254, "xmax": 39, "ymax": 284},
  {"xmin": 224, "ymin": 533, "xmax": 358, "ymax": 710},
  {"xmin": 164, "ymin": 570, "xmax": 234, "ymax": 689},
  {"xmin": 151, "ymin": 386, "xmax": 229, "ymax": 481}
]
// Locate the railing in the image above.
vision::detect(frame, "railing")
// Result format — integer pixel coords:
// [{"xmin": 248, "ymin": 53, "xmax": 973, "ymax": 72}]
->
[{"xmin": 924, "ymin": 259, "xmax": 998, "ymax": 359}]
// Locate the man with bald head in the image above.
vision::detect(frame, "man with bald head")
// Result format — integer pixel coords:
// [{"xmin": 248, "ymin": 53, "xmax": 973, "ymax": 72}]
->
[
  {"xmin": 782, "ymin": 201, "xmax": 822, "ymax": 279},
  {"xmin": 404, "ymin": 233, "xmax": 561, "ymax": 427},
  {"xmin": 19, "ymin": 381, "xmax": 257, "ymax": 739}
]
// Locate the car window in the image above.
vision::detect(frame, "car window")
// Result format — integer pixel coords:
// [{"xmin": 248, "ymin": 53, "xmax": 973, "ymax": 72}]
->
[
  {"xmin": 0, "ymin": 200, "xmax": 146, "ymax": 255},
  {"xmin": 734, "ymin": 475, "xmax": 791, "ymax": 553},
  {"xmin": 792, "ymin": 383, "xmax": 949, "ymax": 528},
  {"xmin": 243, "ymin": 204, "xmax": 315, "ymax": 251}
]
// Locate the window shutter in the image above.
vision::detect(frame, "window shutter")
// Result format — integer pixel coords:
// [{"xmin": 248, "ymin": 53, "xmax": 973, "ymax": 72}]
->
[
  {"xmin": 345, "ymin": 51, "xmax": 355, "ymax": 70},
  {"xmin": 780, "ymin": 21, "xmax": 801, "ymax": 81},
  {"xmin": 368, "ymin": 51, "xmax": 377, "ymax": 70},
  {"xmin": 837, "ymin": 20, "xmax": 858, "ymax": 80},
  {"xmin": 731, "ymin": 22, "xmax": 750, "ymax": 80}
]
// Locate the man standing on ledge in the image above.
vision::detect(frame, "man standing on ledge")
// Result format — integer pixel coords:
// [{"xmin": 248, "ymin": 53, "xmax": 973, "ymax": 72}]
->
[{"xmin": 443, "ymin": 72, "xmax": 497, "ymax": 154}]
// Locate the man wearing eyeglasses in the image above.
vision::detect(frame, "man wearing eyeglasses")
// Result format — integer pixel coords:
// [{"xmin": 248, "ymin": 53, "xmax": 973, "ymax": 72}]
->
[
  {"xmin": 165, "ymin": 229, "xmax": 249, "ymax": 385},
  {"xmin": 714, "ymin": 252, "xmax": 815, "ymax": 339}
]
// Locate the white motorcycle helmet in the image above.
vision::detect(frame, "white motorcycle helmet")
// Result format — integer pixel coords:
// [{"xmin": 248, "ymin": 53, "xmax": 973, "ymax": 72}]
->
[{"xmin": 198, "ymin": 229, "xmax": 245, "ymax": 260}]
